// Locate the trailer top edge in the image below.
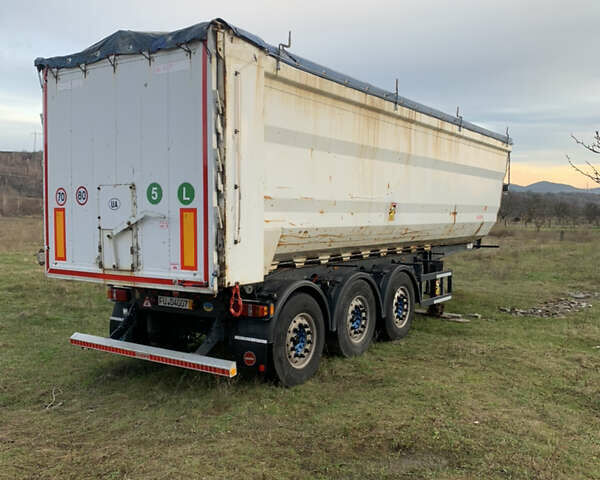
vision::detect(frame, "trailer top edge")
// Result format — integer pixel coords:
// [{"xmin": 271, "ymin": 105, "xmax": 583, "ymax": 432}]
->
[{"xmin": 34, "ymin": 18, "xmax": 512, "ymax": 145}]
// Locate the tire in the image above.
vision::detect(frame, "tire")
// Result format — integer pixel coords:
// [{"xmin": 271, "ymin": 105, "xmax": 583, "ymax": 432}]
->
[
  {"xmin": 382, "ymin": 272, "xmax": 415, "ymax": 340},
  {"xmin": 272, "ymin": 293, "xmax": 325, "ymax": 387},
  {"xmin": 332, "ymin": 279, "xmax": 377, "ymax": 357}
]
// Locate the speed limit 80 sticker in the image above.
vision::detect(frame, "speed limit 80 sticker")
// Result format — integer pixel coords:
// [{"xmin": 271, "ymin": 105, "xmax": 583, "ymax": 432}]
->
[{"xmin": 75, "ymin": 186, "xmax": 88, "ymax": 206}]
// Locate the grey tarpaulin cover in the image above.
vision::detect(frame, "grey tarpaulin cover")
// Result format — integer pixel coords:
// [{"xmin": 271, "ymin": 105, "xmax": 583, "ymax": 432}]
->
[{"xmin": 34, "ymin": 18, "xmax": 512, "ymax": 145}]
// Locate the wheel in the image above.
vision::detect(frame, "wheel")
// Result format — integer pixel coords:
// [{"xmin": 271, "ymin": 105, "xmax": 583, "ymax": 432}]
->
[
  {"xmin": 332, "ymin": 279, "xmax": 377, "ymax": 357},
  {"xmin": 272, "ymin": 293, "xmax": 325, "ymax": 387},
  {"xmin": 382, "ymin": 272, "xmax": 415, "ymax": 340}
]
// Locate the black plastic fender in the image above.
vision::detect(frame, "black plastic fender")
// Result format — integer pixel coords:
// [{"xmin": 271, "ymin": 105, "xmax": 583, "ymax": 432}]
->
[
  {"xmin": 255, "ymin": 279, "xmax": 331, "ymax": 342},
  {"xmin": 379, "ymin": 265, "xmax": 420, "ymax": 318}
]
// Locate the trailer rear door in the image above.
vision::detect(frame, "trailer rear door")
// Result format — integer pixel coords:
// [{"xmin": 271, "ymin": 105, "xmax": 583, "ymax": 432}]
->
[{"xmin": 43, "ymin": 42, "xmax": 215, "ymax": 292}]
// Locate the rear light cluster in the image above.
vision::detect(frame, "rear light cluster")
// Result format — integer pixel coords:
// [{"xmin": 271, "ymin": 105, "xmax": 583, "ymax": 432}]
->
[
  {"xmin": 241, "ymin": 303, "xmax": 274, "ymax": 318},
  {"xmin": 107, "ymin": 287, "xmax": 131, "ymax": 302}
]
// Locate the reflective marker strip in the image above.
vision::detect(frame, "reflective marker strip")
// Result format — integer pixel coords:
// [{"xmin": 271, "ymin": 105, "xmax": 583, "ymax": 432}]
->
[
  {"xmin": 70, "ymin": 335, "xmax": 236, "ymax": 377},
  {"xmin": 180, "ymin": 208, "xmax": 197, "ymax": 271},
  {"xmin": 433, "ymin": 295, "xmax": 452, "ymax": 304},
  {"xmin": 234, "ymin": 335, "xmax": 269, "ymax": 344},
  {"xmin": 54, "ymin": 208, "xmax": 66, "ymax": 261}
]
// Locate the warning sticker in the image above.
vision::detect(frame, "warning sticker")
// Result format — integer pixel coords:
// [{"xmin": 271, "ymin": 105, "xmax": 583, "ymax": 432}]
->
[{"xmin": 243, "ymin": 351, "xmax": 257, "ymax": 367}]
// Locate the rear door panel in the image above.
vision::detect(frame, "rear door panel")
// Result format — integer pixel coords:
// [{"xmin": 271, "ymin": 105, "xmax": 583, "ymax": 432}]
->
[{"xmin": 44, "ymin": 42, "xmax": 214, "ymax": 291}]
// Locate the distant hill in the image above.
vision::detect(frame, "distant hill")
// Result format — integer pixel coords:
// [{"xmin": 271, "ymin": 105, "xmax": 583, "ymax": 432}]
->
[{"xmin": 510, "ymin": 181, "xmax": 600, "ymax": 194}]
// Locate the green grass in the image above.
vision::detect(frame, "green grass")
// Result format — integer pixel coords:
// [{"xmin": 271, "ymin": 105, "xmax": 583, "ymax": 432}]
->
[{"xmin": 1, "ymin": 217, "xmax": 599, "ymax": 479}]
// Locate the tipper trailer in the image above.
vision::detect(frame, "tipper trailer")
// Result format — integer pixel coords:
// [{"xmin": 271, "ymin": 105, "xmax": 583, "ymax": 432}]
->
[{"xmin": 35, "ymin": 19, "xmax": 512, "ymax": 386}]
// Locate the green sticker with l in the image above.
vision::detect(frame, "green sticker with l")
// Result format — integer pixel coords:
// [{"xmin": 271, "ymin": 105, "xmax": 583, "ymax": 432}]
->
[
  {"xmin": 146, "ymin": 182, "xmax": 163, "ymax": 205},
  {"xmin": 178, "ymin": 182, "xmax": 195, "ymax": 205}
]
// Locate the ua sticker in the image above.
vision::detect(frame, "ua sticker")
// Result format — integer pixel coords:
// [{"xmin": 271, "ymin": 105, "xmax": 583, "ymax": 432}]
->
[
  {"xmin": 147, "ymin": 182, "xmax": 163, "ymax": 205},
  {"xmin": 177, "ymin": 182, "xmax": 195, "ymax": 205}
]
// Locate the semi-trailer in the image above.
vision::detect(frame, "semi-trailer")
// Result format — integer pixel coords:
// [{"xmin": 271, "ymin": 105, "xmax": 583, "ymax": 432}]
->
[{"xmin": 35, "ymin": 19, "xmax": 511, "ymax": 386}]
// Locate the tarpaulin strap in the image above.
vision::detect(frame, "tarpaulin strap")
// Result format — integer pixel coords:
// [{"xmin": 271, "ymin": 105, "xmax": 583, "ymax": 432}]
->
[{"xmin": 229, "ymin": 283, "xmax": 243, "ymax": 317}]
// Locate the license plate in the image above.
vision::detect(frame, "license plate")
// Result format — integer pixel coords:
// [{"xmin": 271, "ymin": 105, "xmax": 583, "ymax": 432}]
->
[{"xmin": 157, "ymin": 295, "xmax": 193, "ymax": 310}]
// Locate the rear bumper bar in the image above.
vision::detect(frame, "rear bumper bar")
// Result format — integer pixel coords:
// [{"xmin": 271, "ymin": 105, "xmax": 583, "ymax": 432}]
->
[{"xmin": 70, "ymin": 332, "xmax": 237, "ymax": 377}]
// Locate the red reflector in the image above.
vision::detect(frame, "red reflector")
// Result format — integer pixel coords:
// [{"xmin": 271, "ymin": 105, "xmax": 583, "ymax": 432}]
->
[
  {"xmin": 107, "ymin": 287, "xmax": 131, "ymax": 302},
  {"xmin": 243, "ymin": 351, "xmax": 257, "ymax": 366},
  {"xmin": 258, "ymin": 364, "xmax": 265, "ymax": 373}
]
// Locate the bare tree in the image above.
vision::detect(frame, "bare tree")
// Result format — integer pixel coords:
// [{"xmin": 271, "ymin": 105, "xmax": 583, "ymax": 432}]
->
[{"xmin": 567, "ymin": 132, "xmax": 600, "ymax": 184}]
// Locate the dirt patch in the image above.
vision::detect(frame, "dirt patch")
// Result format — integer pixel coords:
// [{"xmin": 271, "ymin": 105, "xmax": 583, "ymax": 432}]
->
[{"xmin": 499, "ymin": 292, "xmax": 598, "ymax": 318}]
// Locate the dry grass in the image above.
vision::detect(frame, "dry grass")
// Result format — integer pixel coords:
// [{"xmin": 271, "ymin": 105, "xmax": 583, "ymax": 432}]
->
[
  {"xmin": 1, "ymin": 218, "xmax": 599, "ymax": 479},
  {"xmin": 0, "ymin": 216, "xmax": 43, "ymax": 252}
]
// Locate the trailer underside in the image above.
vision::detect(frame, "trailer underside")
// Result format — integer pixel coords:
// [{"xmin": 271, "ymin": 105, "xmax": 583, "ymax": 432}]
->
[{"xmin": 71, "ymin": 244, "xmax": 466, "ymax": 385}]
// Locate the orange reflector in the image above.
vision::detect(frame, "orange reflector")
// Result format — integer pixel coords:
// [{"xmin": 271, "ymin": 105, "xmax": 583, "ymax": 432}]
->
[
  {"xmin": 180, "ymin": 208, "xmax": 197, "ymax": 271},
  {"xmin": 54, "ymin": 208, "xmax": 66, "ymax": 261}
]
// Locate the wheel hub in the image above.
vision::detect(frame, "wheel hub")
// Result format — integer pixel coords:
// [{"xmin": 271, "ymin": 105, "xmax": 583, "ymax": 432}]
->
[
  {"xmin": 286, "ymin": 313, "xmax": 316, "ymax": 369},
  {"xmin": 346, "ymin": 296, "xmax": 369, "ymax": 343},
  {"xmin": 393, "ymin": 287, "xmax": 410, "ymax": 328}
]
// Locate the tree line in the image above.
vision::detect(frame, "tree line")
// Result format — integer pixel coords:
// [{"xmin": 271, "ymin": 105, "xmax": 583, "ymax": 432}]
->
[{"xmin": 498, "ymin": 191, "xmax": 600, "ymax": 228}]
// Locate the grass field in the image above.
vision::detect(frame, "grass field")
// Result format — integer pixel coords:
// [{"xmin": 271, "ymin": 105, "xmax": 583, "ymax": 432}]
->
[{"xmin": 1, "ymin": 217, "xmax": 599, "ymax": 479}]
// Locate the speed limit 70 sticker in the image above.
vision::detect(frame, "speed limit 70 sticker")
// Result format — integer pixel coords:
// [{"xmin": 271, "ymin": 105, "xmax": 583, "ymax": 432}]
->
[
  {"xmin": 55, "ymin": 188, "xmax": 66, "ymax": 206},
  {"xmin": 75, "ymin": 186, "xmax": 88, "ymax": 206}
]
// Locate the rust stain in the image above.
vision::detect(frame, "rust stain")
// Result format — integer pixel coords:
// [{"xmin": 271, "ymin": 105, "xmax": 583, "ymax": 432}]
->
[
  {"xmin": 450, "ymin": 206, "xmax": 458, "ymax": 225},
  {"xmin": 264, "ymin": 195, "xmax": 273, "ymax": 200},
  {"xmin": 264, "ymin": 218, "xmax": 286, "ymax": 223},
  {"xmin": 474, "ymin": 221, "xmax": 485, "ymax": 236}
]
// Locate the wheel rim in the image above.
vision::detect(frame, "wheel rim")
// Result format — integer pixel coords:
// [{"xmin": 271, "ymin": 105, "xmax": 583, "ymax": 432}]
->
[
  {"xmin": 346, "ymin": 295, "xmax": 370, "ymax": 343},
  {"xmin": 286, "ymin": 313, "xmax": 317, "ymax": 369},
  {"xmin": 392, "ymin": 287, "xmax": 410, "ymax": 329}
]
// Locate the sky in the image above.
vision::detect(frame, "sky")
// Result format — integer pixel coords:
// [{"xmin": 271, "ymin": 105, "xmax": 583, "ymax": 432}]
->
[{"xmin": 1, "ymin": 0, "xmax": 599, "ymax": 187}]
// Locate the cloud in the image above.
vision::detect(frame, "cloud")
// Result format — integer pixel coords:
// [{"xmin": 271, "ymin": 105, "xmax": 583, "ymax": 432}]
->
[{"xmin": 1, "ymin": 0, "xmax": 599, "ymax": 179}]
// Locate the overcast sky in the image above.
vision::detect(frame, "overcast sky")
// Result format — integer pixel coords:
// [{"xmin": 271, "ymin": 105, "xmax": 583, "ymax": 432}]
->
[{"xmin": 1, "ymin": 0, "xmax": 599, "ymax": 186}]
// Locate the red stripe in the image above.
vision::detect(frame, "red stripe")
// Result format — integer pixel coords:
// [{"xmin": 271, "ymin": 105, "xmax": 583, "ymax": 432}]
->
[
  {"xmin": 202, "ymin": 44, "xmax": 209, "ymax": 283},
  {"xmin": 70, "ymin": 338, "xmax": 231, "ymax": 376},
  {"xmin": 43, "ymin": 68, "xmax": 49, "ymax": 270},
  {"xmin": 48, "ymin": 267, "xmax": 207, "ymax": 287}
]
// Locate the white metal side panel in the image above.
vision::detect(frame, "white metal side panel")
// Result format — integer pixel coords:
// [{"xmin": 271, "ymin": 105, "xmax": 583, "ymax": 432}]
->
[
  {"xmin": 221, "ymin": 36, "xmax": 266, "ymax": 287},
  {"xmin": 221, "ymin": 38, "xmax": 510, "ymax": 284},
  {"xmin": 43, "ymin": 42, "xmax": 215, "ymax": 292},
  {"xmin": 259, "ymin": 60, "xmax": 509, "ymax": 266}
]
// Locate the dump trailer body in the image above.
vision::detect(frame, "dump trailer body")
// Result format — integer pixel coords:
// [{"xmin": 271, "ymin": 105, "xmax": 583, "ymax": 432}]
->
[
  {"xmin": 35, "ymin": 19, "xmax": 512, "ymax": 385},
  {"xmin": 37, "ymin": 19, "xmax": 510, "ymax": 293}
]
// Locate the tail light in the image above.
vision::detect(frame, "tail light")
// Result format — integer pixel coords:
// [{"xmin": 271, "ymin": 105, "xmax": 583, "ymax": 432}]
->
[
  {"xmin": 107, "ymin": 287, "xmax": 131, "ymax": 302},
  {"xmin": 240, "ymin": 303, "xmax": 274, "ymax": 318}
]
